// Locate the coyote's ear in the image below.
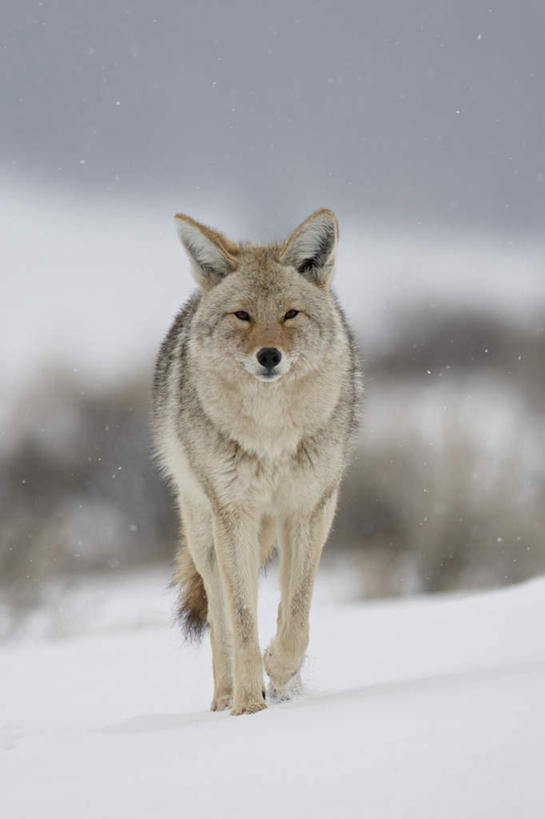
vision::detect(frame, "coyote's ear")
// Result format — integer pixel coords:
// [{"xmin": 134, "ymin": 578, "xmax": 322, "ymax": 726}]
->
[
  {"xmin": 280, "ymin": 209, "xmax": 338, "ymax": 287},
  {"xmin": 174, "ymin": 213, "xmax": 238, "ymax": 289}
]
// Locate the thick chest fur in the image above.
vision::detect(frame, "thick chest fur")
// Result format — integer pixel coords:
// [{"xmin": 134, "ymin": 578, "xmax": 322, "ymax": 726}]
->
[
  {"xmin": 192, "ymin": 350, "xmax": 346, "ymax": 461},
  {"xmin": 208, "ymin": 443, "xmax": 339, "ymax": 514},
  {"xmin": 187, "ymin": 377, "xmax": 349, "ymax": 514}
]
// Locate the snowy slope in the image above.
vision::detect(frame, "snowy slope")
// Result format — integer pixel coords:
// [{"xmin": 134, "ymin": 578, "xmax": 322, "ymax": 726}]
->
[{"xmin": 2, "ymin": 568, "xmax": 545, "ymax": 818}]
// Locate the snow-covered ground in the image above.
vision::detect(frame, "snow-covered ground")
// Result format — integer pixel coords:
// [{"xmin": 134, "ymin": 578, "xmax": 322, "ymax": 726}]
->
[{"xmin": 2, "ymin": 566, "xmax": 544, "ymax": 818}]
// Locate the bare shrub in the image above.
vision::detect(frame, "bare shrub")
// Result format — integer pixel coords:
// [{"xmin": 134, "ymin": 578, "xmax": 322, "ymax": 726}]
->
[
  {"xmin": 0, "ymin": 370, "xmax": 177, "ymax": 630},
  {"xmin": 367, "ymin": 306, "xmax": 545, "ymax": 410},
  {"xmin": 331, "ymin": 379, "xmax": 545, "ymax": 597}
]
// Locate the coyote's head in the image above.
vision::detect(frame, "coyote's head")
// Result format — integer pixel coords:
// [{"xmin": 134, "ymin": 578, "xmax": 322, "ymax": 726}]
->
[{"xmin": 174, "ymin": 209, "xmax": 340, "ymax": 384}]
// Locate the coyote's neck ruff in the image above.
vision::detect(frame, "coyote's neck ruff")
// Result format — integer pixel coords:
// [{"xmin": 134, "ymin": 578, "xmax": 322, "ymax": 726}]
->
[{"xmin": 153, "ymin": 209, "xmax": 361, "ymax": 715}]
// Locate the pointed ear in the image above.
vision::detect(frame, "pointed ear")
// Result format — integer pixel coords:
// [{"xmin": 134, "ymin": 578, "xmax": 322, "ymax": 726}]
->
[
  {"xmin": 280, "ymin": 209, "xmax": 338, "ymax": 286},
  {"xmin": 174, "ymin": 213, "xmax": 238, "ymax": 289}
]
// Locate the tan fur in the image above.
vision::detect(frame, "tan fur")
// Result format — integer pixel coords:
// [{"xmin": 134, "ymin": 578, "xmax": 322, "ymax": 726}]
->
[
  {"xmin": 174, "ymin": 213, "xmax": 240, "ymax": 261},
  {"xmin": 153, "ymin": 209, "xmax": 361, "ymax": 715}
]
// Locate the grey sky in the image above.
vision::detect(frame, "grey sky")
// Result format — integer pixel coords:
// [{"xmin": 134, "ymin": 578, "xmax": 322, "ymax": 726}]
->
[{"xmin": 2, "ymin": 0, "xmax": 544, "ymax": 234}]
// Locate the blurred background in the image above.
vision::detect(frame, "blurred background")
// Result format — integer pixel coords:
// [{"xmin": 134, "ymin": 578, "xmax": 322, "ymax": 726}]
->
[{"xmin": 2, "ymin": 0, "xmax": 545, "ymax": 637}]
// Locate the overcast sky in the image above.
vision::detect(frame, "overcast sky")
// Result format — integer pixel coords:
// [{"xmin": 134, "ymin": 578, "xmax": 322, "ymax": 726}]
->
[{"xmin": 2, "ymin": 0, "xmax": 544, "ymax": 235}]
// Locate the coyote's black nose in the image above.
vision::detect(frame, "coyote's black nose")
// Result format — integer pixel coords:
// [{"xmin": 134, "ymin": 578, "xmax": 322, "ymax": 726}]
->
[{"xmin": 256, "ymin": 347, "xmax": 282, "ymax": 370}]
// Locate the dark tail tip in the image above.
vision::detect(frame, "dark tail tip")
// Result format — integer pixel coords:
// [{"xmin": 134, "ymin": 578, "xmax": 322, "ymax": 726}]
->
[
  {"xmin": 176, "ymin": 581, "xmax": 208, "ymax": 642},
  {"xmin": 173, "ymin": 547, "xmax": 208, "ymax": 642}
]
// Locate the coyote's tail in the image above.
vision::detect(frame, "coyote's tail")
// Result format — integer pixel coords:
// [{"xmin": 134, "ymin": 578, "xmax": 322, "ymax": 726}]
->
[{"xmin": 173, "ymin": 542, "xmax": 208, "ymax": 641}]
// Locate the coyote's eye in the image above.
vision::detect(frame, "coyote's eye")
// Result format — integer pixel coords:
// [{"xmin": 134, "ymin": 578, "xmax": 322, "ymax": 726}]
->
[
  {"xmin": 234, "ymin": 310, "xmax": 251, "ymax": 322},
  {"xmin": 284, "ymin": 309, "xmax": 299, "ymax": 321}
]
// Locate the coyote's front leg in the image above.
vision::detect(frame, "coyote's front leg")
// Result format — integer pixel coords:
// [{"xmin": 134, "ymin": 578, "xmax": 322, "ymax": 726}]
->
[
  {"xmin": 265, "ymin": 491, "xmax": 337, "ymax": 697},
  {"xmin": 212, "ymin": 503, "xmax": 266, "ymax": 716},
  {"xmin": 179, "ymin": 502, "xmax": 233, "ymax": 712}
]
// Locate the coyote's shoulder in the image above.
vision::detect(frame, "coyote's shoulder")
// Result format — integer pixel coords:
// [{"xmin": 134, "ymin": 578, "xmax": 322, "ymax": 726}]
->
[{"xmin": 152, "ymin": 209, "xmax": 361, "ymax": 715}]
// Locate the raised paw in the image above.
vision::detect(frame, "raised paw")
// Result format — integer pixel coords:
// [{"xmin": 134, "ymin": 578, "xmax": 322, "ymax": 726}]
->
[
  {"xmin": 264, "ymin": 644, "xmax": 304, "ymax": 691},
  {"xmin": 268, "ymin": 671, "xmax": 302, "ymax": 704}
]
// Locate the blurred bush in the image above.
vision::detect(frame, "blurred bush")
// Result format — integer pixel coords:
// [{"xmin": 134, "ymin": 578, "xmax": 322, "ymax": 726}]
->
[
  {"xmin": 0, "ymin": 373, "xmax": 176, "ymax": 629},
  {"xmin": 2, "ymin": 305, "xmax": 545, "ymax": 631},
  {"xmin": 332, "ymin": 305, "xmax": 545, "ymax": 597}
]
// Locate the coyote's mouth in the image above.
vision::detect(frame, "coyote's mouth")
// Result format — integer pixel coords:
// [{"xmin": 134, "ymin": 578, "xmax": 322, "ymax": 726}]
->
[{"xmin": 255, "ymin": 369, "xmax": 283, "ymax": 382}]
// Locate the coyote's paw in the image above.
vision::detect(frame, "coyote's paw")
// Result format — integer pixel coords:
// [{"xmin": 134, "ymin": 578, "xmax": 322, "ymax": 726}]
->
[
  {"xmin": 264, "ymin": 644, "xmax": 304, "ymax": 692},
  {"xmin": 230, "ymin": 688, "xmax": 267, "ymax": 716},
  {"xmin": 268, "ymin": 671, "xmax": 302, "ymax": 703},
  {"xmin": 211, "ymin": 692, "xmax": 232, "ymax": 712}
]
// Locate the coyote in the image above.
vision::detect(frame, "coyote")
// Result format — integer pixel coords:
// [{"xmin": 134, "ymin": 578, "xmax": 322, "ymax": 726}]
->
[{"xmin": 153, "ymin": 209, "xmax": 361, "ymax": 715}]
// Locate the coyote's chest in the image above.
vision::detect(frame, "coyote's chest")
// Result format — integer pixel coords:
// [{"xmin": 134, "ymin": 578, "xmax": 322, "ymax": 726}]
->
[
  {"xmin": 211, "ymin": 444, "xmax": 307, "ymax": 512},
  {"xmin": 196, "ymin": 365, "xmax": 342, "ymax": 462}
]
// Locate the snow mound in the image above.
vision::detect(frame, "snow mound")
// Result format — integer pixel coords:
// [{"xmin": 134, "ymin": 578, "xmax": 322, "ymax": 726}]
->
[{"xmin": 3, "ymin": 569, "xmax": 544, "ymax": 818}]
